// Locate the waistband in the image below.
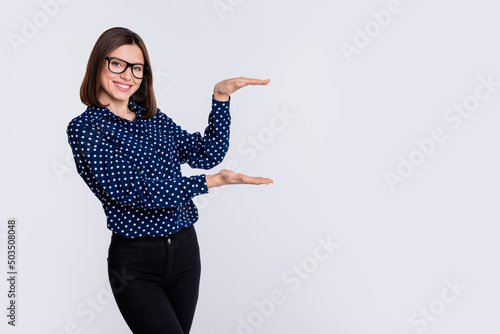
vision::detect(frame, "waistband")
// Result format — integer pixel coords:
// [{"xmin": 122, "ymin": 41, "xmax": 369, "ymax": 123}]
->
[{"xmin": 111, "ymin": 225, "xmax": 194, "ymax": 244}]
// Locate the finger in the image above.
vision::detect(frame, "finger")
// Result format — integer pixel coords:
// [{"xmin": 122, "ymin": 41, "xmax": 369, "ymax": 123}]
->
[
  {"xmin": 217, "ymin": 78, "xmax": 270, "ymax": 96},
  {"xmin": 254, "ymin": 177, "xmax": 273, "ymax": 185},
  {"xmin": 239, "ymin": 78, "xmax": 271, "ymax": 86},
  {"xmin": 240, "ymin": 176, "xmax": 274, "ymax": 185}
]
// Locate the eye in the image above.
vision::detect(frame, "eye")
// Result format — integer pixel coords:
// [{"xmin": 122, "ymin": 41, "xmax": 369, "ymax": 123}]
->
[
  {"xmin": 111, "ymin": 61, "xmax": 123, "ymax": 67},
  {"xmin": 133, "ymin": 66, "xmax": 143, "ymax": 72}
]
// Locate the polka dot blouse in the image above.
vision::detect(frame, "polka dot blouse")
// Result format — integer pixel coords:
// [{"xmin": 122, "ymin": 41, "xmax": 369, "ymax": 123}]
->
[{"xmin": 66, "ymin": 97, "xmax": 231, "ymax": 238}]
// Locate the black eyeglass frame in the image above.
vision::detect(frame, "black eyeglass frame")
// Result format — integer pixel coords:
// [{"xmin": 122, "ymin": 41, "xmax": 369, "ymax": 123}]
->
[{"xmin": 105, "ymin": 56, "xmax": 150, "ymax": 79}]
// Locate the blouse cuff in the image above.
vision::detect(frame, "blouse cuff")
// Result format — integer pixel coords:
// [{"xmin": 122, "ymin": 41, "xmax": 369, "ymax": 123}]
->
[
  {"xmin": 211, "ymin": 96, "xmax": 231, "ymax": 116},
  {"xmin": 212, "ymin": 94, "xmax": 231, "ymax": 103},
  {"xmin": 190, "ymin": 174, "xmax": 209, "ymax": 197}
]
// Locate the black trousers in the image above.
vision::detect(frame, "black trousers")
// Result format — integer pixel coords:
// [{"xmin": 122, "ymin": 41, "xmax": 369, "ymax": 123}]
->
[{"xmin": 107, "ymin": 225, "xmax": 201, "ymax": 334}]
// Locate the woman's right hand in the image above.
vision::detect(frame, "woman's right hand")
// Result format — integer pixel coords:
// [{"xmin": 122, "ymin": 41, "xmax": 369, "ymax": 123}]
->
[{"xmin": 206, "ymin": 169, "xmax": 273, "ymax": 188}]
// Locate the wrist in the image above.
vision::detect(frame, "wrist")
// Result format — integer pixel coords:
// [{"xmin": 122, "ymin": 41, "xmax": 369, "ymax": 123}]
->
[
  {"xmin": 206, "ymin": 173, "xmax": 222, "ymax": 188},
  {"xmin": 213, "ymin": 92, "xmax": 230, "ymax": 102}
]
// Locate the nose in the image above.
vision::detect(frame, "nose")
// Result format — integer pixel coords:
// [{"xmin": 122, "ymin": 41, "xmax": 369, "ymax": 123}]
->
[{"xmin": 120, "ymin": 66, "xmax": 133, "ymax": 80}]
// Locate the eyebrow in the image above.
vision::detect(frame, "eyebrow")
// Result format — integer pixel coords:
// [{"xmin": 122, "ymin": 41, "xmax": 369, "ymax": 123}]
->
[{"xmin": 109, "ymin": 56, "xmax": 145, "ymax": 66}]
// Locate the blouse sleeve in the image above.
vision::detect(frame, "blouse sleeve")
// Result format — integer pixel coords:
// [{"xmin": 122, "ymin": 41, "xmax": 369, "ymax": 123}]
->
[
  {"xmin": 168, "ymin": 97, "xmax": 231, "ymax": 169},
  {"xmin": 66, "ymin": 118, "xmax": 208, "ymax": 209}
]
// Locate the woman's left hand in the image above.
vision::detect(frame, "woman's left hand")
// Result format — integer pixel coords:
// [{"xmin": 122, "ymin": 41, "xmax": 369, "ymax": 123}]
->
[
  {"xmin": 206, "ymin": 169, "xmax": 273, "ymax": 188},
  {"xmin": 213, "ymin": 77, "xmax": 270, "ymax": 101}
]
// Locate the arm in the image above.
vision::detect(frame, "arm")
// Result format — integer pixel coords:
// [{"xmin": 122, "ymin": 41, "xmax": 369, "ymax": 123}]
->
[
  {"xmin": 171, "ymin": 76, "xmax": 272, "ymax": 173},
  {"xmin": 205, "ymin": 77, "xmax": 274, "ymax": 188},
  {"xmin": 67, "ymin": 119, "xmax": 208, "ymax": 209},
  {"xmin": 169, "ymin": 97, "xmax": 231, "ymax": 169}
]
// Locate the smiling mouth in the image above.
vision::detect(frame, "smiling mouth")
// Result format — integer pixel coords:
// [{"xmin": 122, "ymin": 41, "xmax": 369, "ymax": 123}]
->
[{"xmin": 114, "ymin": 82, "xmax": 132, "ymax": 91}]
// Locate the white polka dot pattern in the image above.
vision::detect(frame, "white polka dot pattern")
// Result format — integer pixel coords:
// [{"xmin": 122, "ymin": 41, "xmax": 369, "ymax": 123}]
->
[{"xmin": 66, "ymin": 97, "xmax": 231, "ymax": 238}]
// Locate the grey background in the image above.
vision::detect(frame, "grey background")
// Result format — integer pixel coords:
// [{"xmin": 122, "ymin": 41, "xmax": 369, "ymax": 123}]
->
[{"xmin": 1, "ymin": 0, "xmax": 499, "ymax": 333}]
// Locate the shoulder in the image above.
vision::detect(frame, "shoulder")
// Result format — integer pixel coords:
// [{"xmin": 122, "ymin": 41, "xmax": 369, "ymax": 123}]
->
[
  {"xmin": 67, "ymin": 113, "xmax": 87, "ymax": 136},
  {"xmin": 66, "ymin": 107, "xmax": 103, "ymax": 138},
  {"xmin": 148, "ymin": 108, "xmax": 175, "ymax": 127}
]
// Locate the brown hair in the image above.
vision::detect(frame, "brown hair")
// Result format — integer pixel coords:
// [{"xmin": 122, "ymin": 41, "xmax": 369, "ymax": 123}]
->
[{"xmin": 80, "ymin": 27, "xmax": 157, "ymax": 119}]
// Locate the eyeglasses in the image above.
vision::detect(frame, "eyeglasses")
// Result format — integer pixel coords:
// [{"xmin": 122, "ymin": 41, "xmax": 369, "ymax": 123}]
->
[{"xmin": 105, "ymin": 56, "xmax": 149, "ymax": 79}]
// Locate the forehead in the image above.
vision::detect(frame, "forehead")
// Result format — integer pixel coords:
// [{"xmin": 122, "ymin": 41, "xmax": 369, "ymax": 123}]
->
[{"xmin": 108, "ymin": 44, "xmax": 144, "ymax": 64}]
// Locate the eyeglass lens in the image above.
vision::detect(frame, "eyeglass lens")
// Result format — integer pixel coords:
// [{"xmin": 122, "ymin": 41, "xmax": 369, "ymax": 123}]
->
[{"xmin": 108, "ymin": 58, "xmax": 145, "ymax": 79}]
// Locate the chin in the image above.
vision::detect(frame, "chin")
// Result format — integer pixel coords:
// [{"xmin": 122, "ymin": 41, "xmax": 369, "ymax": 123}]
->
[{"xmin": 111, "ymin": 89, "xmax": 135, "ymax": 101}]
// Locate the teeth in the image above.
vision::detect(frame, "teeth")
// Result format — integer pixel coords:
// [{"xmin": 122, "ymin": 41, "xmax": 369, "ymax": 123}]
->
[{"xmin": 115, "ymin": 82, "xmax": 131, "ymax": 89}]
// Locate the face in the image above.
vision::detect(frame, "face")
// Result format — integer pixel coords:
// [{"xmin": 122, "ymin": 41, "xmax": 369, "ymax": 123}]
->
[{"xmin": 99, "ymin": 44, "xmax": 145, "ymax": 107}]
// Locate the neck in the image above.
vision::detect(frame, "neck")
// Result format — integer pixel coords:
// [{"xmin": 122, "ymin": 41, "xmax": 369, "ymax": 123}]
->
[
  {"xmin": 99, "ymin": 95, "xmax": 130, "ymax": 117},
  {"xmin": 108, "ymin": 102, "xmax": 130, "ymax": 118}
]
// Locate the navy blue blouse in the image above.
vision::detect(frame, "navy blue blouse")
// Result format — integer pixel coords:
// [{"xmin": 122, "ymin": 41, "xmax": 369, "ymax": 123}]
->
[{"xmin": 67, "ymin": 97, "xmax": 230, "ymax": 238}]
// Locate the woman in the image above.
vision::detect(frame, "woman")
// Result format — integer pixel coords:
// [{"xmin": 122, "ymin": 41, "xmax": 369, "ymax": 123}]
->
[{"xmin": 66, "ymin": 27, "xmax": 272, "ymax": 334}]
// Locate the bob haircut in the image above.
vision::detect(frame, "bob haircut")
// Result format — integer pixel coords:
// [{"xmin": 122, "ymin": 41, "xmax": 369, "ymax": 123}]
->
[{"xmin": 80, "ymin": 27, "xmax": 157, "ymax": 119}]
